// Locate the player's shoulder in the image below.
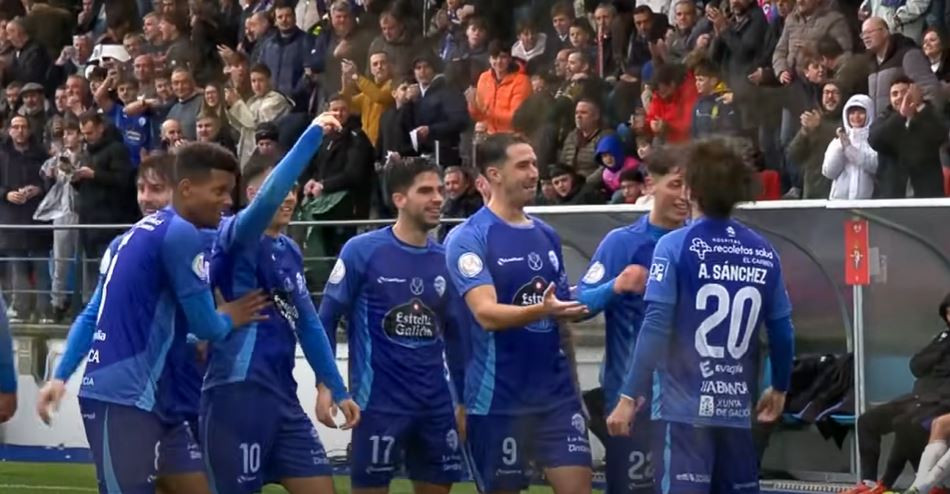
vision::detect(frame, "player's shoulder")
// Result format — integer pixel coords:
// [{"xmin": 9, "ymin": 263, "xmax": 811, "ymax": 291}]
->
[
  {"xmin": 655, "ymin": 223, "xmax": 694, "ymax": 252},
  {"xmin": 279, "ymin": 233, "xmax": 304, "ymax": 260},
  {"xmin": 444, "ymin": 208, "xmax": 491, "ymax": 250},
  {"xmin": 733, "ymin": 219, "xmax": 774, "ymax": 249},
  {"xmin": 340, "ymin": 227, "xmax": 389, "ymax": 259},
  {"xmin": 602, "ymin": 218, "xmax": 650, "ymax": 245}
]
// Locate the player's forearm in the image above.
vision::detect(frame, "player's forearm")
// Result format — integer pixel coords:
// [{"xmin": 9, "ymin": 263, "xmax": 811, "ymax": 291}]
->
[
  {"xmin": 470, "ymin": 301, "xmax": 550, "ymax": 331},
  {"xmin": 54, "ymin": 283, "xmax": 103, "ymax": 381},
  {"xmin": 576, "ymin": 278, "xmax": 617, "ymax": 315},
  {"xmin": 558, "ymin": 321, "xmax": 582, "ymax": 397},
  {"xmin": 765, "ymin": 315, "xmax": 795, "ymax": 393},
  {"xmin": 317, "ymin": 297, "xmax": 345, "ymax": 355},
  {"xmin": 181, "ymin": 291, "xmax": 234, "ymax": 342},
  {"xmin": 620, "ymin": 301, "xmax": 674, "ymax": 399},
  {"xmin": 233, "ymin": 124, "xmax": 325, "ymax": 243},
  {"xmin": 0, "ymin": 295, "xmax": 14, "ymax": 393},
  {"xmin": 298, "ymin": 302, "xmax": 348, "ymax": 401}
]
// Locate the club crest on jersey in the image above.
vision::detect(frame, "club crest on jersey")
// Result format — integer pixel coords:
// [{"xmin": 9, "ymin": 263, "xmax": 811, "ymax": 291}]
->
[
  {"xmin": 571, "ymin": 413, "xmax": 586, "ymax": 434},
  {"xmin": 726, "ymin": 226, "xmax": 736, "ymax": 237},
  {"xmin": 582, "ymin": 262, "xmax": 605, "ymax": 284},
  {"xmin": 283, "ymin": 277, "xmax": 294, "ymax": 292},
  {"xmin": 382, "ymin": 298, "xmax": 439, "ymax": 347},
  {"xmin": 410, "ymin": 277, "xmax": 424, "ymax": 295},
  {"xmin": 527, "ymin": 252, "xmax": 543, "ymax": 271},
  {"xmin": 689, "ymin": 238, "xmax": 712, "ymax": 260},
  {"xmin": 548, "ymin": 250, "xmax": 559, "ymax": 271},
  {"xmin": 328, "ymin": 259, "xmax": 346, "ymax": 284},
  {"xmin": 446, "ymin": 429, "xmax": 459, "ymax": 451},
  {"xmin": 458, "ymin": 252, "xmax": 483, "ymax": 278},
  {"xmin": 434, "ymin": 276, "xmax": 446, "ymax": 297},
  {"xmin": 649, "ymin": 257, "xmax": 669, "ymax": 282},
  {"xmin": 192, "ymin": 252, "xmax": 209, "ymax": 282},
  {"xmin": 296, "ymin": 272, "xmax": 307, "ymax": 294}
]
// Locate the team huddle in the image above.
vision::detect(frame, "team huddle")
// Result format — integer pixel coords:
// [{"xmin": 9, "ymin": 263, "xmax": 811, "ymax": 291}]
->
[{"xmin": 24, "ymin": 116, "xmax": 794, "ymax": 494}]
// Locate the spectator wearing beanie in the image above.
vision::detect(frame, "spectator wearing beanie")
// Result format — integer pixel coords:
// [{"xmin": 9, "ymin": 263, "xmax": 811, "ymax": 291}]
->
[
  {"xmin": 253, "ymin": 121, "xmax": 282, "ymax": 158},
  {"xmin": 467, "ymin": 42, "xmax": 532, "ymax": 135},
  {"xmin": 789, "ymin": 81, "xmax": 842, "ymax": 199}
]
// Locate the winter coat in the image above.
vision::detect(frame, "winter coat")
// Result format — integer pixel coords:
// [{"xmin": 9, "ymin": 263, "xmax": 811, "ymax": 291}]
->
[
  {"xmin": 710, "ymin": 5, "xmax": 770, "ymax": 100},
  {"xmin": 690, "ymin": 86, "xmax": 741, "ymax": 139},
  {"xmin": 831, "ymin": 52, "xmax": 871, "ymax": 99},
  {"xmin": 788, "ymin": 107, "xmax": 840, "ymax": 199},
  {"xmin": 822, "ymin": 94, "xmax": 878, "ymax": 199},
  {"xmin": 6, "ymin": 38, "xmax": 50, "ymax": 86},
  {"xmin": 772, "ymin": 5, "xmax": 852, "ymax": 76},
  {"xmin": 228, "ymin": 90, "xmax": 293, "ymax": 166},
  {"xmin": 867, "ymin": 34, "xmax": 942, "ymax": 114},
  {"xmin": 367, "ymin": 31, "xmax": 426, "ymax": 79},
  {"xmin": 259, "ymin": 28, "xmax": 315, "ymax": 98},
  {"xmin": 469, "ymin": 66, "xmax": 532, "ymax": 134},
  {"xmin": 595, "ymin": 134, "xmax": 639, "ymax": 193},
  {"xmin": 74, "ymin": 132, "xmax": 136, "ymax": 229},
  {"xmin": 646, "ymin": 71, "xmax": 699, "ymax": 144},
  {"xmin": 343, "ymin": 76, "xmax": 394, "ymax": 146},
  {"xmin": 302, "ymin": 117, "xmax": 375, "ymax": 220},
  {"xmin": 559, "ymin": 127, "xmax": 614, "ymax": 180},
  {"xmin": 409, "ymin": 75, "xmax": 470, "ymax": 166},
  {"xmin": 869, "ymin": 102, "xmax": 948, "ymax": 198},
  {"xmin": 0, "ymin": 138, "xmax": 50, "ymax": 251},
  {"xmin": 860, "ymin": 0, "xmax": 930, "ymax": 43},
  {"xmin": 307, "ymin": 27, "xmax": 374, "ymax": 100}
]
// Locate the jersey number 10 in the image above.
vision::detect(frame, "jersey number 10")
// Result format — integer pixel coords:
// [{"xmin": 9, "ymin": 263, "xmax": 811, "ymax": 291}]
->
[{"xmin": 694, "ymin": 283, "xmax": 762, "ymax": 360}]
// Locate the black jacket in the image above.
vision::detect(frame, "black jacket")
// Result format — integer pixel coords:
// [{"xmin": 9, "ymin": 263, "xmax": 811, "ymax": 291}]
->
[
  {"xmin": 376, "ymin": 105, "xmax": 416, "ymax": 163},
  {"xmin": 910, "ymin": 329, "xmax": 950, "ymax": 399},
  {"xmin": 7, "ymin": 38, "xmax": 51, "ymax": 86},
  {"xmin": 711, "ymin": 5, "xmax": 770, "ymax": 98},
  {"xmin": 869, "ymin": 103, "xmax": 948, "ymax": 198},
  {"xmin": 0, "ymin": 137, "xmax": 50, "ymax": 250},
  {"xmin": 438, "ymin": 188, "xmax": 483, "ymax": 242},
  {"xmin": 75, "ymin": 132, "xmax": 136, "ymax": 227},
  {"xmin": 409, "ymin": 75, "xmax": 470, "ymax": 166},
  {"xmin": 304, "ymin": 116, "xmax": 375, "ymax": 220}
]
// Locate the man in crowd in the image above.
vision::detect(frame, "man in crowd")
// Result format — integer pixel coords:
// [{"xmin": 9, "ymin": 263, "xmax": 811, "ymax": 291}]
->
[
  {"xmin": 159, "ymin": 12, "xmax": 196, "ymax": 72},
  {"xmin": 409, "ymin": 55, "xmax": 469, "ymax": 166},
  {"xmin": 259, "ymin": 2, "xmax": 314, "ymax": 99},
  {"xmin": 307, "ymin": 0, "xmax": 374, "ymax": 102},
  {"xmin": 17, "ymin": 82, "xmax": 48, "ymax": 136},
  {"xmin": 4, "ymin": 17, "xmax": 49, "ymax": 85},
  {"xmin": 341, "ymin": 50, "xmax": 394, "ymax": 146},
  {"xmin": 862, "ymin": 17, "xmax": 941, "ymax": 114},
  {"xmin": 788, "ymin": 81, "xmax": 841, "ymax": 199},
  {"xmin": 773, "ymin": 0, "xmax": 852, "ymax": 87},
  {"xmin": 166, "ymin": 67, "xmax": 202, "ymax": 140},
  {"xmin": 439, "ymin": 165, "xmax": 483, "ymax": 241},
  {"xmin": 368, "ymin": 10, "xmax": 423, "ymax": 79},
  {"xmin": 226, "ymin": 63, "xmax": 293, "ymax": 165},
  {"xmin": 559, "ymin": 98, "xmax": 612, "ymax": 181}
]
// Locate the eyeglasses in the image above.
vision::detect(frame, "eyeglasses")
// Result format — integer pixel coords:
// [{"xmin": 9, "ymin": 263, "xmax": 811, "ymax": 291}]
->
[{"xmin": 861, "ymin": 27, "xmax": 885, "ymax": 36}]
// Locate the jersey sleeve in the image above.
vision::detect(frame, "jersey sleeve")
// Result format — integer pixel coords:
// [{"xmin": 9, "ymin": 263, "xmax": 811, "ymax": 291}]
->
[
  {"xmin": 295, "ymin": 283, "xmax": 349, "ymax": 402},
  {"xmin": 54, "ymin": 282, "xmax": 103, "ymax": 381},
  {"xmin": 445, "ymin": 225, "xmax": 493, "ymax": 296},
  {"xmin": 162, "ymin": 218, "xmax": 212, "ymax": 299},
  {"xmin": 318, "ymin": 237, "xmax": 368, "ymax": 350},
  {"xmin": 643, "ymin": 232, "xmax": 682, "ymax": 305},
  {"xmin": 0, "ymin": 295, "xmax": 14, "ymax": 393},
  {"xmin": 577, "ymin": 229, "xmax": 634, "ymax": 313}
]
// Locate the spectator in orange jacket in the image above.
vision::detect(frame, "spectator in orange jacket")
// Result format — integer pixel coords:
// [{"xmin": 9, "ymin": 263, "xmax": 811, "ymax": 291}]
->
[
  {"xmin": 646, "ymin": 63, "xmax": 699, "ymax": 144},
  {"xmin": 465, "ymin": 42, "xmax": 533, "ymax": 134}
]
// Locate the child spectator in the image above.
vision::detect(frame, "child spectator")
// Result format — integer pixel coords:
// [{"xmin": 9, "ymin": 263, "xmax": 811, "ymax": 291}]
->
[
  {"xmin": 610, "ymin": 168, "xmax": 646, "ymax": 204},
  {"xmin": 690, "ymin": 59, "xmax": 740, "ymax": 138},
  {"xmin": 595, "ymin": 134, "xmax": 639, "ymax": 196},
  {"xmin": 822, "ymin": 95, "xmax": 878, "ymax": 199},
  {"xmin": 512, "ymin": 20, "xmax": 549, "ymax": 71}
]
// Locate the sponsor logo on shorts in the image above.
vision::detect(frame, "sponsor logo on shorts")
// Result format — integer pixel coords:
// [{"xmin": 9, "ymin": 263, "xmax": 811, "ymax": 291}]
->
[
  {"xmin": 571, "ymin": 413, "xmax": 586, "ymax": 434},
  {"xmin": 446, "ymin": 430, "xmax": 459, "ymax": 451}
]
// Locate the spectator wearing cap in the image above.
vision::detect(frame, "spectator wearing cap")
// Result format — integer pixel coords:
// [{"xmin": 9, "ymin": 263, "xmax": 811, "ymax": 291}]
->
[
  {"xmin": 226, "ymin": 63, "xmax": 293, "ymax": 166},
  {"xmin": 17, "ymin": 82, "xmax": 50, "ymax": 138},
  {"xmin": 166, "ymin": 67, "xmax": 203, "ymax": 140},
  {"xmin": 817, "ymin": 35, "xmax": 869, "ymax": 99},
  {"xmin": 862, "ymin": 17, "xmax": 941, "ymax": 115},
  {"xmin": 368, "ymin": 10, "xmax": 426, "ymax": 79},
  {"xmin": 610, "ymin": 168, "xmax": 646, "ymax": 204},
  {"xmin": 646, "ymin": 63, "xmax": 699, "ymax": 144},
  {"xmin": 341, "ymin": 50, "xmax": 395, "ymax": 146},
  {"xmin": 548, "ymin": 163, "xmax": 606, "ymax": 204},
  {"xmin": 259, "ymin": 2, "xmax": 315, "ymax": 99},
  {"xmin": 254, "ymin": 121, "xmax": 282, "ymax": 158},
  {"xmin": 160, "ymin": 12, "xmax": 197, "ymax": 72},
  {"xmin": 772, "ymin": 0, "xmax": 852, "ymax": 88},
  {"xmin": 408, "ymin": 55, "xmax": 470, "ymax": 166},
  {"xmin": 558, "ymin": 98, "xmax": 613, "ymax": 181},
  {"xmin": 3, "ymin": 17, "xmax": 50, "ymax": 86},
  {"xmin": 306, "ymin": 0, "xmax": 374, "ymax": 103},
  {"xmin": 467, "ymin": 42, "xmax": 532, "ymax": 135}
]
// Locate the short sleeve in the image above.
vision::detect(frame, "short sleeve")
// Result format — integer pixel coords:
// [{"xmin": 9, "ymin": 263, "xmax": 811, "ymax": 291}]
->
[
  {"xmin": 643, "ymin": 232, "xmax": 681, "ymax": 305},
  {"xmin": 322, "ymin": 237, "xmax": 367, "ymax": 309},
  {"xmin": 445, "ymin": 225, "xmax": 493, "ymax": 296},
  {"xmin": 765, "ymin": 254, "xmax": 793, "ymax": 321},
  {"xmin": 579, "ymin": 229, "xmax": 634, "ymax": 290},
  {"xmin": 162, "ymin": 217, "xmax": 211, "ymax": 298}
]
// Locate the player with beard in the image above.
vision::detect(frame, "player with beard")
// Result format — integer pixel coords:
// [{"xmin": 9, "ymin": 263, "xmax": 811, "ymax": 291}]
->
[
  {"xmin": 444, "ymin": 133, "xmax": 592, "ymax": 494},
  {"xmin": 318, "ymin": 156, "xmax": 466, "ymax": 494},
  {"xmin": 576, "ymin": 147, "xmax": 689, "ymax": 494},
  {"xmin": 606, "ymin": 138, "xmax": 794, "ymax": 494},
  {"xmin": 201, "ymin": 115, "xmax": 359, "ymax": 494}
]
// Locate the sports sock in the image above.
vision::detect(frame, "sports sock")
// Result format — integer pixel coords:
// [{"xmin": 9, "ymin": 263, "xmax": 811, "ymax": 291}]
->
[{"xmin": 912, "ymin": 441, "xmax": 949, "ymax": 491}]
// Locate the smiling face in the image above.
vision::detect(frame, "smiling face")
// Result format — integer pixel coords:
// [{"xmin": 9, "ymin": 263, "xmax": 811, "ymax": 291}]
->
[{"xmin": 486, "ymin": 142, "xmax": 539, "ymax": 207}]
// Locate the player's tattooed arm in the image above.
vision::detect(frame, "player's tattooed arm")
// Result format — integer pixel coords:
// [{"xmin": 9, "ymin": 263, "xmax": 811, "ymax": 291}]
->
[{"xmin": 463, "ymin": 283, "xmax": 589, "ymax": 331}]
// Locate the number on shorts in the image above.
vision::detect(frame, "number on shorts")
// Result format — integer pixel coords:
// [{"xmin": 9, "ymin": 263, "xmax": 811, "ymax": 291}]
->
[
  {"xmin": 154, "ymin": 441, "xmax": 161, "ymax": 472},
  {"xmin": 369, "ymin": 435, "xmax": 395, "ymax": 465},
  {"xmin": 239, "ymin": 442, "xmax": 260, "ymax": 474},
  {"xmin": 628, "ymin": 451, "xmax": 653, "ymax": 481},
  {"xmin": 694, "ymin": 284, "xmax": 762, "ymax": 360},
  {"xmin": 502, "ymin": 437, "xmax": 517, "ymax": 466}
]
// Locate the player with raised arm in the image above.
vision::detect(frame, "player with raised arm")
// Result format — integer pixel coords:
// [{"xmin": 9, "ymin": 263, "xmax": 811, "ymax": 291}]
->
[
  {"xmin": 606, "ymin": 138, "xmax": 795, "ymax": 494},
  {"xmin": 0, "ymin": 292, "xmax": 15, "ymax": 423},
  {"xmin": 318, "ymin": 156, "xmax": 466, "ymax": 494},
  {"xmin": 201, "ymin": 114, "xmax": 360, "ymax": 494},
  {"xmin": 45, "ymin": 142, "xmax": 270, "ymax": 494},
  {"xmin": 576, "ymin": 148, "xmax": 689, "ymax": 494},
  {"xmin": 444, "ymin": 133, "xmax": 592, "ymax": 494}
]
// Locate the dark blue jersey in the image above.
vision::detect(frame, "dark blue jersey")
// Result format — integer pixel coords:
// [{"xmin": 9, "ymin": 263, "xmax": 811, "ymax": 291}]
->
[
  {"xmin": 444, "ymin": 207, "xmax": 576, "ymax": 416},
  {"xmin": 577, "ymin": 215, "xmax": 672, "ymax": 410},
  {"xmin": 319, "ymin": 227, "xmax": 461, "ymax": 416},
  {"xmin": 108, "ymin": 103, "xmax": 152, "ymax": 166}
]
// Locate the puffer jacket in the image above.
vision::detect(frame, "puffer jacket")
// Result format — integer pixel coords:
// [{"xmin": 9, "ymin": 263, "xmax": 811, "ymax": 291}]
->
[
  {"xmin": 258, "ymin": 28, "xmax": 315, "ymax": 98},
  {"xmin": 822, "ymin": 94, "xmax": 878, "ymax": 199},
  {"xmin": 867, "ymin": 34, "xmax": 941, "ymax": 114},
  {"xmin": 469, "ymin": 64, "xmax": 532, "ymax": 134}
]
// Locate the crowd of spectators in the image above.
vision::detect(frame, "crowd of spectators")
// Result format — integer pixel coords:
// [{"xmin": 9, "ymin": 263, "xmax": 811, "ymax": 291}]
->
[{"xmin": 1, "ymin": 0, "xmax": 950, "ymax": 323}]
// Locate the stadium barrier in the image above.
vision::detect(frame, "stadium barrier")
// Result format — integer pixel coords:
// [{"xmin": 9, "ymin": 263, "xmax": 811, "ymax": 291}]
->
[{"xmin": 1, "ymin": 199, "xmax": 948, "ymax": 485}]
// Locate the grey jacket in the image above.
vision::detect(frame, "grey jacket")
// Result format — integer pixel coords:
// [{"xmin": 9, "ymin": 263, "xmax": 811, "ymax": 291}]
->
[
  {"xmin": 773, "ymin": 5, "xmax": 853, "ymax": 76},
  {"xmin": 867, "ymin": 34, "xmax": 941, "ymax": 115}
]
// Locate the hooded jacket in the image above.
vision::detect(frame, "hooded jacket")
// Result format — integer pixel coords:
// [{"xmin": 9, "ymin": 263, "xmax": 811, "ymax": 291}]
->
[
  {"xmin": 595, "ymin": 134, "xmax": 639, "ymax": 193},
  {"xmin": 822, "ymin": 94, "xmax": 878, "ymax": 199}
]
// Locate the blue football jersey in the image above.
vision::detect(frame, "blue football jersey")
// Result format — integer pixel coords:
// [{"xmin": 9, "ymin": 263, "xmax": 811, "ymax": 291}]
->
[
  {"xmin": 444, "ymin": 207, "xmax": 576, "ymax": 416},
  {"xmin": 79, "ymin": 208, "xmax": 211, "ymax": 422},
  {"xmin": 320, "ymin": 226, "xmax": 459, "ymax": 416},
  {"xmin": 645, "ymin": 217, "xmax": 792, "ymax": 428},
  {"xmin": 108, "ymin": 103, "xmax": 152, "ymax": 166},
  {"xmin": 578, "ymin": 215, "xmax": 672, "ymax": 410}
]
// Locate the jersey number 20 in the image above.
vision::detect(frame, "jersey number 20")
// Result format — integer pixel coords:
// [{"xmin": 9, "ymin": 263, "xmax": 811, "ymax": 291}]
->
[{"xmin": 694, "ymin": 284, "xmax": 761, "ymax": 360}]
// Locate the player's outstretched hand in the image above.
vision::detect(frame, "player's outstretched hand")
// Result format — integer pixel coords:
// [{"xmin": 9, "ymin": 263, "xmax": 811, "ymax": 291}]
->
[
  {"xmin": 338, "ymin": 399, "xmax": 360, "ymax": 430},
  {"xmin": 216, "ymin": 288, "xmax": 270, "ymax": 328},
  {"xmin": 315, "ymin": 383, "xmax": 338, "ymax": 429},
  {"xmin": 0, "ymin": 391, "xmax": 17, "ymax": 424},
  {"xmin": 614, "ymin": 265, "xmax": 648, "ymax": 294},
  {"xmin": 36, "ymin": 379, "xmax": 65, "ymax": 425},
  {"xmin": 542, "ymin": 282, "xmax": 589, "ymax": 319},
  {"xmin": 606, "ymin": 395, "xmax": 644, "ymax": 437},
  {"xmin": 455, "ymin": 404, "xmax": 467, "ymax": 442},
  {"xmin": 756, "ymin": 388, "xmax": 786, "ymax": 423},
  {"xmin": 312, "ymin": 113, "xmax": 342, "ymax": 134}
]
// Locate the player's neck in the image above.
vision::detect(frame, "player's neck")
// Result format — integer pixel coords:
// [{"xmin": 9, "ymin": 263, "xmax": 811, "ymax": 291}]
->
[
  {"xmin": 264, "ymin": 223, "xmax": 282, "ymax": 238},
  {"xmin": 487, "ymin": 196, "xmax": 529, "ymax": 225},
  {"xmin": 648, "ymin": 209, "xmax": 681, "ymax": 230},
  {"xmin": 392, "ymin": 218, "xmax": 428, "ymax": 247}
]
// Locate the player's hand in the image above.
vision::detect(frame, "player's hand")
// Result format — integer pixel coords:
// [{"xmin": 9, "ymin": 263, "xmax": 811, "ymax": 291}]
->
[
  {"xmin": 37, "ymin": 379, "xmax": 67, "ymax": 425},
  {"xmin": 216, "ymin": 288, "xmax": 270, "ymax": 328},
  {"xmin": 613, "ymin": 265, "xmax": 648, "ymax": 294},
  {"xmin": 606, "ymin": 395, "xmax": 644, "ymax": 437},
  {"xmin": 541, "ymin": 282, "xmax": 589, "ymax": 319},
  {"xmin": 313, "ymin": 112, "xmax": 342, "ymax": 134},
  {"xmin": 315, "ymin": 383, "xmax": 338, "ymax": 428},
  {"xmin": 756, "ymin": 388, "xmax": 786, "ymax": 423},
  {"xmin": 455, "ymin": 404, "xmax": 467, "ymax": 442},
  {"xmin": 337, "ymin": 398, "xmax": 360, "ymax": 430},
  {"xmin": 0, "ymin": 392, "xmax": 17, "ymax": 423}
]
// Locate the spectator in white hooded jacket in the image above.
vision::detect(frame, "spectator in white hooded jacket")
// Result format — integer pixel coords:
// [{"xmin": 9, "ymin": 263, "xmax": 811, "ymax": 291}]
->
[{"xmin": 822, "ymin": 94, "xmax": 878, "ymax": 199}]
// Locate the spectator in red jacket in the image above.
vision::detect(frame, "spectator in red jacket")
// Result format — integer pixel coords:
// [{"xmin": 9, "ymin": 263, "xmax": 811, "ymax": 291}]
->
[{"xmin": 646, "ymin": 63, "xmax": 699, "ymax": 144}]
